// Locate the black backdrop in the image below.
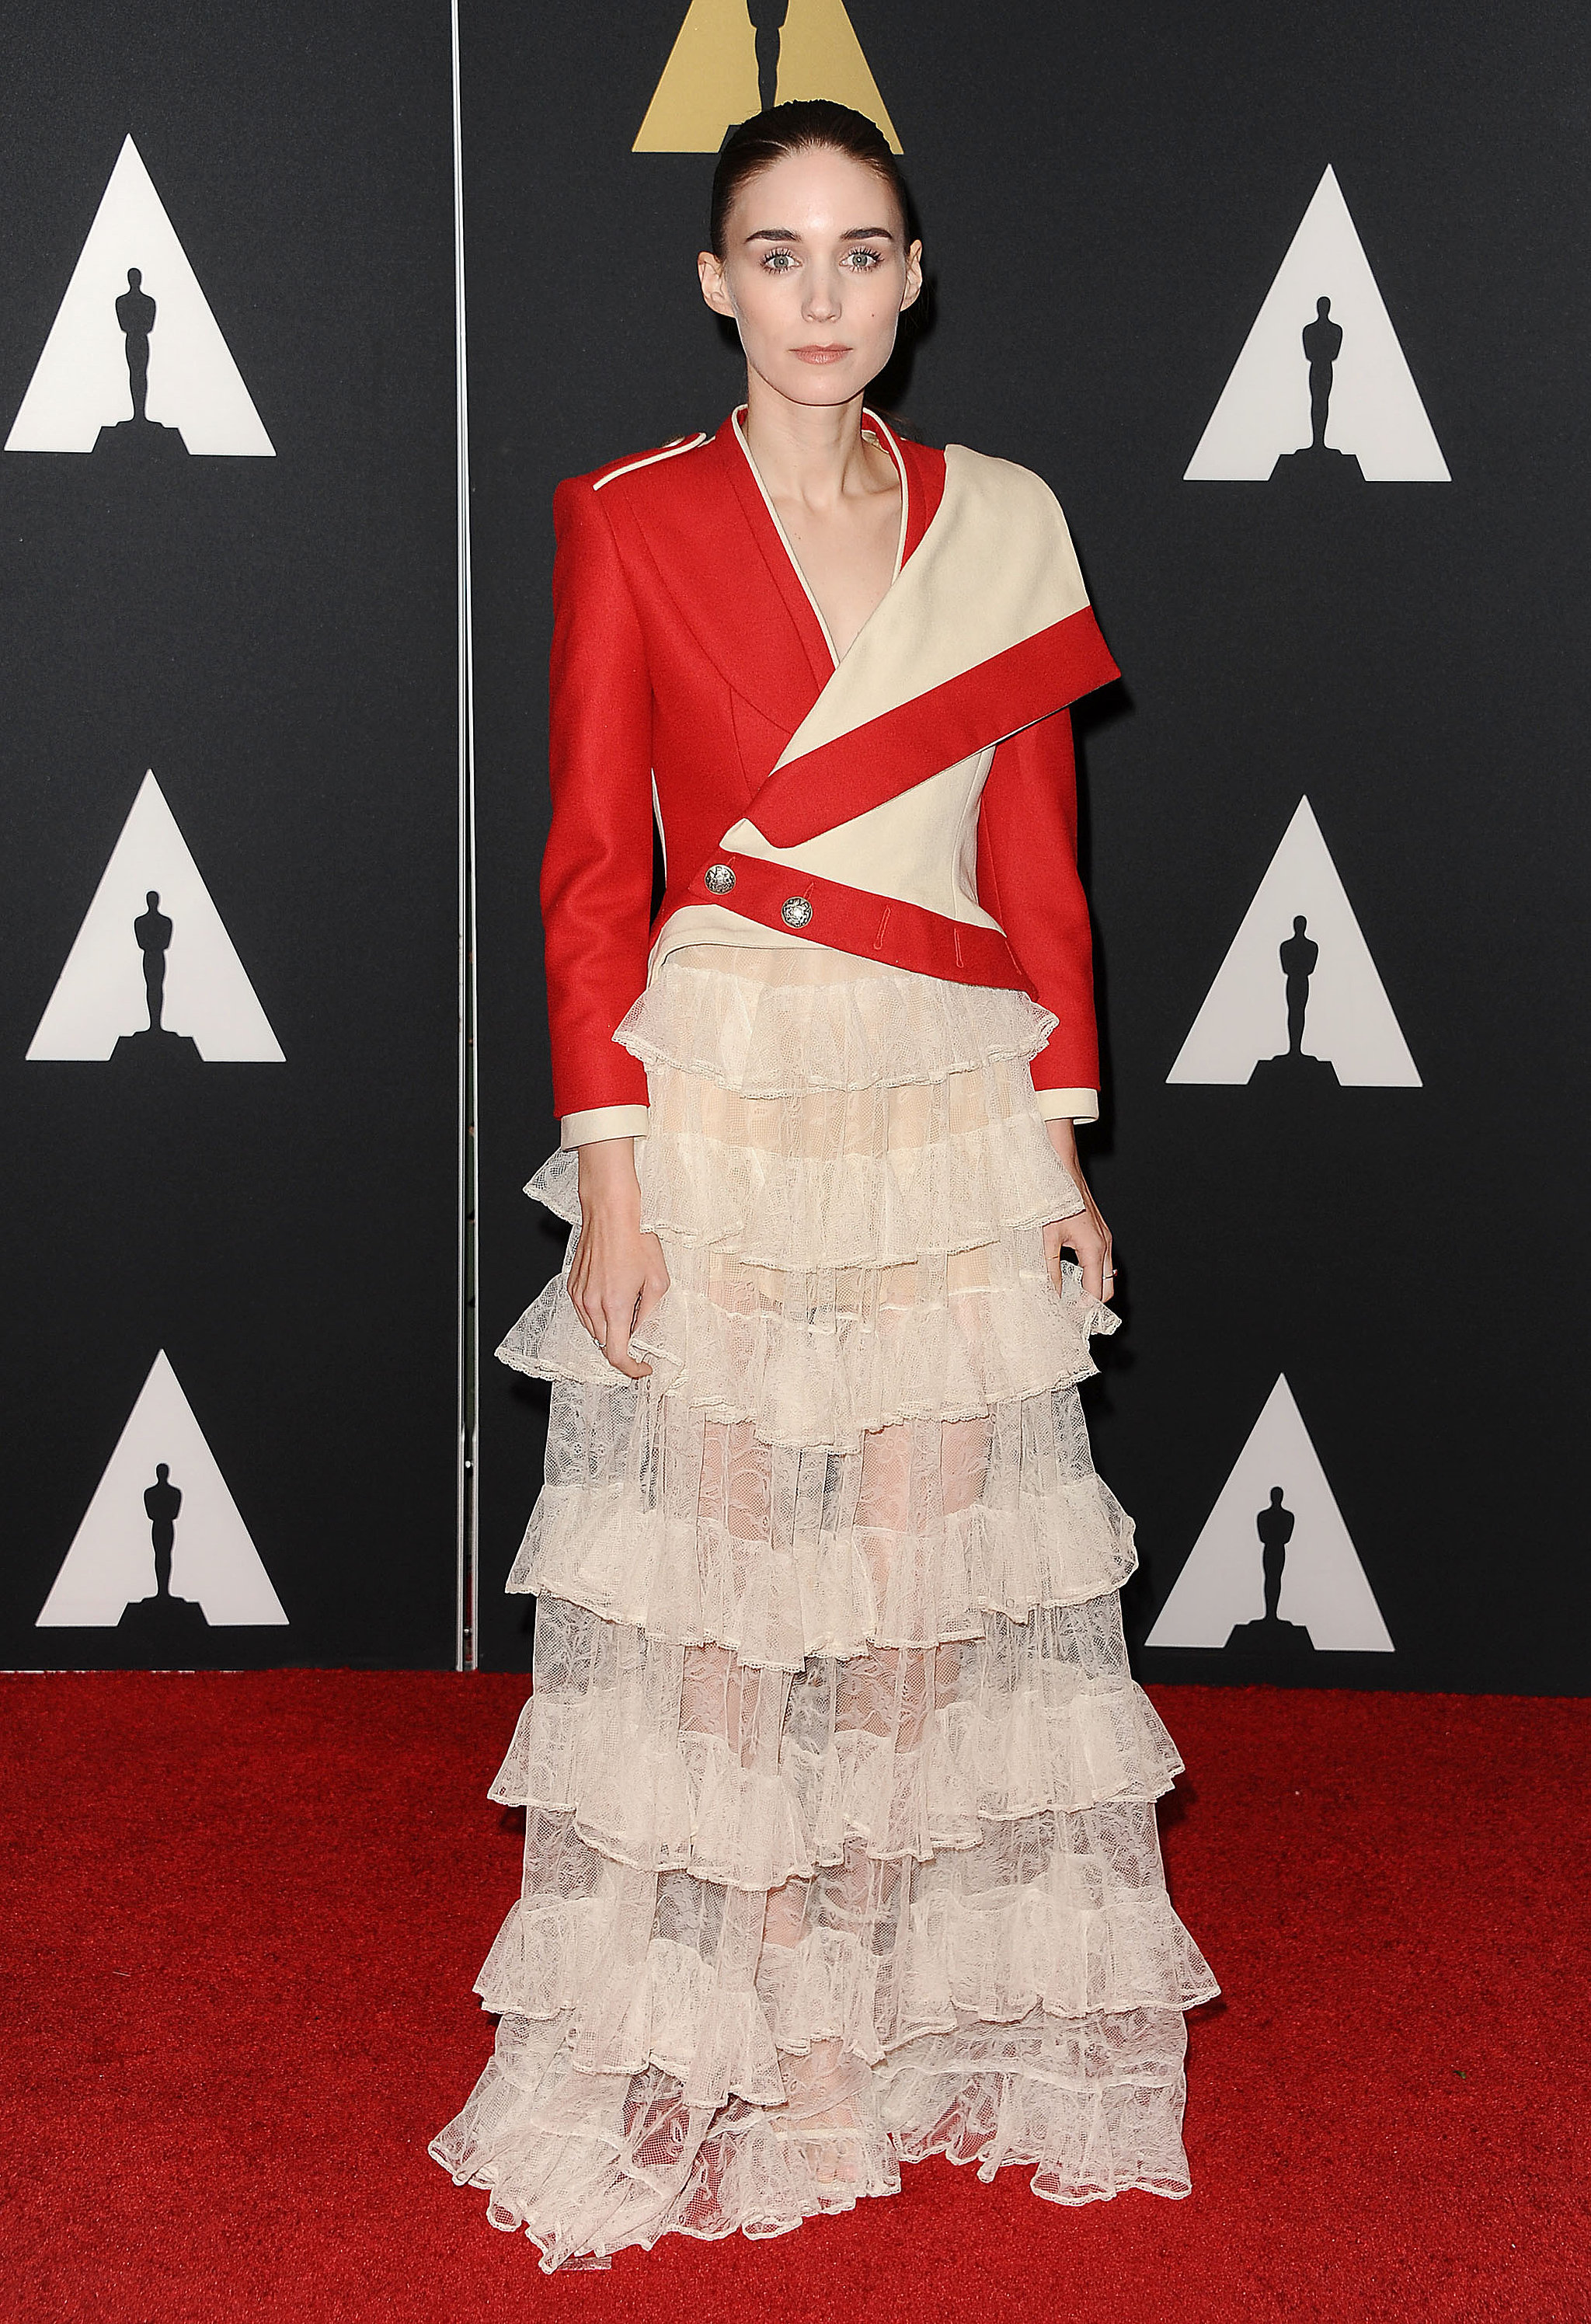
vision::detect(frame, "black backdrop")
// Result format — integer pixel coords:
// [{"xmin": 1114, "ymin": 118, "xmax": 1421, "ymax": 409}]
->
[
  {"xmin": 1, "ymin": 2, "xmax": 461, "ymax": 1670},
  {"xmin": 464, "ymin": 0, "xmax": 1589, "ymax": 1691},
  {"xmin": 12, "ymin": 5, "xmax": 1580, "ymax": 1688}
]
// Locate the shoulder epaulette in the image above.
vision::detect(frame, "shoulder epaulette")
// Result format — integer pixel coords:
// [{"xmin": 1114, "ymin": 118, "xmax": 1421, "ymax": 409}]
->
[{"xmin": 589, "ymin": 432, "xmax": 710, "ymax": 493}]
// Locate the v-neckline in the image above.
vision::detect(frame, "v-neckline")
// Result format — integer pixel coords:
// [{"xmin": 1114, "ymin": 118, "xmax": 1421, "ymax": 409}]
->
[{"xmin": 731, "ymin": 405, "xmax": 910, "ymax": 673}]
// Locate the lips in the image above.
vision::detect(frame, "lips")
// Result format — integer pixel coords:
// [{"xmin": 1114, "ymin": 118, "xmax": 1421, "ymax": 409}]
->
[{"xmin": 792, "ymin": 344, "xmax": 851, "ymax": 364}]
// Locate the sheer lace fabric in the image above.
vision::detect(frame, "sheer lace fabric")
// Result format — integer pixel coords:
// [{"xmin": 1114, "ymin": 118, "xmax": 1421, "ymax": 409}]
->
[{"xmin": 432, "ymin": 946, "xmax": 1216, "ymax": 2270}]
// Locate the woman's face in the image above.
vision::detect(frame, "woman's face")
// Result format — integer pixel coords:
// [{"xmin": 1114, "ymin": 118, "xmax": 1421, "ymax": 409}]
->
[{"xmin": 698, "ymin": 146, "xmax": 922, "ymax": 410}]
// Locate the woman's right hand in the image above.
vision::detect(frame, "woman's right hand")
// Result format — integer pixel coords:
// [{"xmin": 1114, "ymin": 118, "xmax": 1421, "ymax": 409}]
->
[{"xmin": 568, "ymin": 1137, "xmax": 670, "ymax": 1379}]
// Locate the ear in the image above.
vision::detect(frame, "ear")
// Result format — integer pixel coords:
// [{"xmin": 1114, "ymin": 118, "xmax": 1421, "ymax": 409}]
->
[
  {"xmin": 698, "ymin": 250, "xmax": 736, "ymax": 319},
  {"xmin": 900, "ymin": 239, "xmax": 924, "ymax": 313}
]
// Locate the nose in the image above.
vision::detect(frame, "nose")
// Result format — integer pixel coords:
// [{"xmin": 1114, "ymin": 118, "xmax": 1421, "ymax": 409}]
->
[{"xmin": 802, "ymin": 267, "xmax": 841, "ymax": 325}]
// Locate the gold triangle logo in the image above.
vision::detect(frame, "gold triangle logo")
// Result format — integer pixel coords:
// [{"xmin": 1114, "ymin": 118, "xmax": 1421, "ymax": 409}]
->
[{"xmin": 635, "ymin": 0, "xmax": 902, "ymax": 154}]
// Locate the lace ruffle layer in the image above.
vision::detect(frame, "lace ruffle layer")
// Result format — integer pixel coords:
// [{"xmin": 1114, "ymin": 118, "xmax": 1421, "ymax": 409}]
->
[
  {"xmin": 525, "ymin": 1057, "xmax": 1083, "ymax": 1272},
  {"xmin": 510, "ymin": 1381, "xmax": 1137, "ymax": 1668},
  {"xmin": 879, "ymin": 2006, "xmax": 1201, "ymax": 2204},
  {"xmin": 501, "ymin": 1229, "xmax": 1116, "ymax": 1453},
  {"xmin": 432, "ymin": 2027, "xmax": 903, "ymax": 2271},
  {"xmin": 468, "ymin": 1811, "xmax": 1214, "ymax": 2074},
  {"xmin": 615, "ymin": 942, "xmax": 1060, "ymax": 1101},
  {"xmin": 432, "ymin": 2003, "xmax": 1202, "ymax": 2271},
  {"xmin": 438, "ymin": 946, "xmax": 1213, "ymax": 2268},
  {"xmin": 487, "ymin": 1598, "xmax": 1185, "ymax": 1887}
]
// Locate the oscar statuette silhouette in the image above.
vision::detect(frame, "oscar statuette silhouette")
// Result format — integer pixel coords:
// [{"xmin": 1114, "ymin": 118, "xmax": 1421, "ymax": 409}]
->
[
  {"xmin": 1248, "ymin": 915, "xmax": 1341, "ymax": 1084},
  {"xmin": 92, "ymin": 268, "xmax": 190, "ymax": 460},
  {"xmin": 1269, "ymin": 296, "xmax": 1365, "ymax": 484},
  {"xmin": 118, "ymin": 1462, "xmax": 211, "ymax": 1650},
  {"xmin": 110, "ymin": 890, "xmax": 202, "ymax": 1065},
  {"xmin": 1224, "ymin": 1487, "xmax": 1317, "ymax": 1655},
  {"xmin": 747, "ymin": 2, "xmax": 789, "ymax": 113}
]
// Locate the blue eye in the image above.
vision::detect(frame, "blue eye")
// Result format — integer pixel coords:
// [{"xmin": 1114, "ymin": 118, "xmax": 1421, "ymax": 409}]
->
[
  {"xmin": 761, "ymin": 249, "xmax": 797, "ymax": 273},
  {"xmin": 844, "ymin": 249, "xmax": 883, "ymax": 270}
]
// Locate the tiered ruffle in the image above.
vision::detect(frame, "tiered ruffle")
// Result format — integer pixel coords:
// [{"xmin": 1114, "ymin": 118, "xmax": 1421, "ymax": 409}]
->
[{"xmin": 433, "ymin": 946, "xmax": 1216, "ymax": 2270}]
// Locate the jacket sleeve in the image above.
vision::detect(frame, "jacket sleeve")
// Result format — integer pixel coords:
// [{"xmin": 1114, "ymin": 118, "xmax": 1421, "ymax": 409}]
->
[
  {"xmin": 976, "ymin": 707, "xmax": 1100, "ymax": 1123},
  {"xmin": 540, "ymin": 477, "xmax": 656, "ymax": 1145}
]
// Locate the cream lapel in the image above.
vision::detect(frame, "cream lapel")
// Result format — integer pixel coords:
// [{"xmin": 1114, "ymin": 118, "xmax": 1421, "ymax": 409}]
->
[{"xmin": 760, "ymin": 444, "xmax": 1090, "ymax": 782}]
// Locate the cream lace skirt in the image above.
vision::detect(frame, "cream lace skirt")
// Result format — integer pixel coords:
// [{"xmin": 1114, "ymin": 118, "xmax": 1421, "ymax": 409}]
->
[{"xmin": 431, "ymin": 943, "xmax": 1217, "ymax": 2271}]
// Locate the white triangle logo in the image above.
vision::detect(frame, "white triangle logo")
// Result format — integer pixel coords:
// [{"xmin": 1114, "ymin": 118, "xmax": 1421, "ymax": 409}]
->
[
  {"xmin": 27, "ymin": 769, "xmax": 284, "ymax": 1063},
  {"xmin": 1185, "ymin": 165, "xmax": 1447, "ymax": 483},
  {"xmin": 1167, "ymin": 796, "xmax": 1419, "ymax": 1088},
  {"xmin": 6, "ymin": 135, "xmax": 273, "ymax": 457},
  {"xmin": 37, "ymin": 1350, "xmax": 288, "ymax": 1627},
  {"xmin": 1147, "ymin": 1374, "xmax": 1393, "ymax": 1651}
]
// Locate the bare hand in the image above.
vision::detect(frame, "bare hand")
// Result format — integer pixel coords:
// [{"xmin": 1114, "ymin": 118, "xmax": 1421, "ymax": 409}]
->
[
  {"xmin": 567, "ymin": 1138, "xmax": 670, "ymax": 1379},
  {"xmin": 1041, "ymin": 1118, "xmax": 1116, "ymax": 1305}
]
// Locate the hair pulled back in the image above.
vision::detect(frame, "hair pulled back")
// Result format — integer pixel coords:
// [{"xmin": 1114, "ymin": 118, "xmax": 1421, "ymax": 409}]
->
[{"xmin": 708, "ymin": 99, "xmax": 910, "ymax": 259}]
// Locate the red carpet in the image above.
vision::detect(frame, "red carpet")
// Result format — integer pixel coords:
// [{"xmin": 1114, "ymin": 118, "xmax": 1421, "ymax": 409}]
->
[{"xmin": 2, "ymin": 1674, "xmax": 1586, "ymax": 2324}]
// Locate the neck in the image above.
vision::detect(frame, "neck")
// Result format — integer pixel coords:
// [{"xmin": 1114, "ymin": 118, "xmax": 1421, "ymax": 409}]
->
[{"xmin": 740, "ymin": 371, "xmax": 878, "ymax": 510}]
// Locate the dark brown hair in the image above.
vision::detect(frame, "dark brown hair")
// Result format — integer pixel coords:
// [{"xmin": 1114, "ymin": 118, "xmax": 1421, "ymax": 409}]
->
[{"xmin": 708, "ymin": 99, "xmax": 911, "ymax": 259}]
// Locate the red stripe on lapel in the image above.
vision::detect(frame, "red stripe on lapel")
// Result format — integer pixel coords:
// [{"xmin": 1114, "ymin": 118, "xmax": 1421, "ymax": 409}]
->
[
  {"xmin": 744, "ymin": 603, "xmax": 1119, "ymax": 849},
  {"xmin": 896, "ymin": 434, "xmax": 945, "ymax": 560}
]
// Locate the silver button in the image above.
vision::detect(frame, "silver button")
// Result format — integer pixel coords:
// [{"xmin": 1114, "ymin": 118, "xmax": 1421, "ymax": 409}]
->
[
  {"xmin": 704, "ymin": 862, "xmax": 736, "ymax": 894},
  {"xmin": 781, "ymin": 895, "xmax": 814, "ymax": 929}
]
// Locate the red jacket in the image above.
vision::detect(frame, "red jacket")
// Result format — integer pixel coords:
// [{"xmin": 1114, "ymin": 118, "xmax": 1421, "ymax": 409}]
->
[{"xmin": 542, "ymin": 409, "xmax": 1119, "ymax": 1145}]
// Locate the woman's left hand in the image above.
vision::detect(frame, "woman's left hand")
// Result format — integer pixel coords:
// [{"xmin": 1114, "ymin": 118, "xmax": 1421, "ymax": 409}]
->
[{"xmin": 1042, "ymin": 1117, "xmax": 1116, "ymax": 1305}]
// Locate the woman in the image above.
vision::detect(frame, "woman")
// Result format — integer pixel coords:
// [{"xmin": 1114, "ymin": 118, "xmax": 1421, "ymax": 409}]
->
[{"xmin": 433, "ymin": 99, "xmax": 1216, "ymax": 2271}]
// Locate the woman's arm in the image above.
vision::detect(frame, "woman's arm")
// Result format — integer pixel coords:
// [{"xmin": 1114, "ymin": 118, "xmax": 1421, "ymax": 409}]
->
[
  {"xmin": 977, "ymin": 709, "xmax": 1115, "ymax": 1301},
  {"xmin": 541, "ymin": 478, "xmax": 657, "ymax": 1133},
  {"xmin": 976, "ymin": 708, "xmax": 1098, "ymax": 1113},
  {"xmin": 542, "ymin": 479, "xmax": 670, "ymax": 1370}
]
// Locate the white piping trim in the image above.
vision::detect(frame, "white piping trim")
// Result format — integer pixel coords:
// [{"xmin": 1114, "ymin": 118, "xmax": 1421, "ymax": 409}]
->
[
  {"xmin": 733, "ymin": 407, "xmax": 837, "ymax": 664},
  {"xmin": 591, "ymin": 432, "xmax": 708, "ymax": 490},
  {"xmin": 865, "ymin": 407, "xmax": 911, "ymax": 583}
]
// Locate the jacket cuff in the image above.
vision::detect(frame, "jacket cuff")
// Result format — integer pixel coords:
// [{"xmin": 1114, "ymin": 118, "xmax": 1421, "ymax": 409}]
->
[
  {"xmin": 1035, "ymin": 1086, "xmax": 1099, "ymax": 1126},
  {"xmin": 559, "ymin": 1104, "xmax": 650, "ymax": 1149}
]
